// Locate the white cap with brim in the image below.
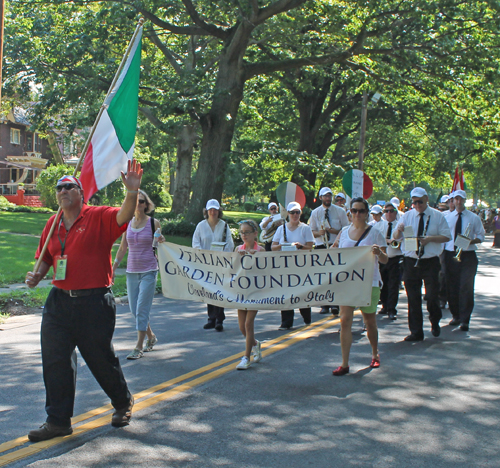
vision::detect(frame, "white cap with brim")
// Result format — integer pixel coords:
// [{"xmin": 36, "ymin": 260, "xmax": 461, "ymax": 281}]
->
[
  {"xmin": 453, "ymin": 190, "xmax": 466, "ymax": 199},
  {"xmin": 268, "ymin": 202, "xmax": 278, "ymax": 209},
  {"xmin": 319, "ymin": 187, "xmax": 333, "ymax": 197},
  {"xmin": 385, "ymin": 201, "xmax": 398, "ymax": 209},
  {"xmin": 390, "ymin": 197, "xmax": 400, "ymax": 206},
  {"xmin": 335, "ymin": 192, "xmax": 346, "ymax": 199},
  {"xmin": 370, "ymin": 205, "xmax": 383, "ymax": 214},
  {"xmin": 410, "ymin": 187, "xmax": 427, "ymax": 198},
  {"xmin": 287, "ymin": 201, "xmax": 302, "ymax": 212},
  {"xmin": 205, "ymin": 199, "xmax": 220, "ymax": 210},
  {"xmin": 441, "ymin": 195, "xmax": 450, "ymax": 203}
]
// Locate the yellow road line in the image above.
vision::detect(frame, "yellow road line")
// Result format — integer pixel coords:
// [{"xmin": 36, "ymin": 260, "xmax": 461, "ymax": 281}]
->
[{"xmin": 0, "ymin": 314, "xmax": 348, "ymax": 466}]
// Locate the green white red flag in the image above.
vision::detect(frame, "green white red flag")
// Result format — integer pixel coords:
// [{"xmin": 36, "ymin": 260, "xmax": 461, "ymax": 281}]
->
[
  {"xmin": 342, "ymin": 169, "xmax": 373, "ymax": 199},
  {"xmin": 79, "ymin": 26, "xmax": 142, "ymax": 202}
]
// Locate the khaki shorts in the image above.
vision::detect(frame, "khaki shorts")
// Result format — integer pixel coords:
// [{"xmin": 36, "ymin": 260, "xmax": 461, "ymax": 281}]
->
[{"xmin": 359, "ymin": 287, "xmax": 381, "ymax": 314}]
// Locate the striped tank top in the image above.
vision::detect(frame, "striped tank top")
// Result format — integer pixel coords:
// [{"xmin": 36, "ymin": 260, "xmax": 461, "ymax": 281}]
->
[{"xmin": 126, "ymin": 218, "xmax": 158, "ymax": 273}]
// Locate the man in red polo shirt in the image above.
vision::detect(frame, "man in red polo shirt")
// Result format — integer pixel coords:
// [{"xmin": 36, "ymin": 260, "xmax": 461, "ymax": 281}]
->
[{"xmin": 25, "ymin": 159, "xmax": 142, "ymax": 442}]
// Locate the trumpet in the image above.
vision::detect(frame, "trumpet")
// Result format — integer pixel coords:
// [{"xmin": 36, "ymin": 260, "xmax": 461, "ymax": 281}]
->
[
  {"xmin": 389, "ymin": 239, "xmax": 401, "ymax": 248},
  {"xmin": 453, "ymin": 223, "xmax": 472, "ymax": 262}
]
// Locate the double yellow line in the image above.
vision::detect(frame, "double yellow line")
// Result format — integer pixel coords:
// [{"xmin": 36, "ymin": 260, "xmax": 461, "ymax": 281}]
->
[{"xmin": 0, "ymin": 314, "xmax": 345, "ymax": 466}]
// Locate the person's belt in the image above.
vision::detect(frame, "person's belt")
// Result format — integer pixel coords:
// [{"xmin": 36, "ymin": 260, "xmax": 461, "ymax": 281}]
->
[{"xmin": 57, "ymin": 287, "xmax": 111, "ymax": 298}]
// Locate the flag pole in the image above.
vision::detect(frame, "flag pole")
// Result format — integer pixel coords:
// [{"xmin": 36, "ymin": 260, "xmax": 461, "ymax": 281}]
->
[{"xmin": 32, "ymin": 18, "xmax": 144, "ymax": 275}]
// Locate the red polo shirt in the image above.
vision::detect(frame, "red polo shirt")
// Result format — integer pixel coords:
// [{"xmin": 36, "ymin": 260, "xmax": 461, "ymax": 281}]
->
[{"xmin": 36, "ymin": 205, "xmax": 127, "ymax": 290}]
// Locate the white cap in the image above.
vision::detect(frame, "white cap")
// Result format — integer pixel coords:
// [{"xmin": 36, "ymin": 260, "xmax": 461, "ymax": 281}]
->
[
  {"xmin": 440, "ymin": 195, "xmax": 450, "ymax": 203},
  {"xmin": 390, "ymin": 197, "xmax": 400, "ymax": 207},
  {"xmin": 410, "ymin": 187, "xmax": 427, "ymax": 198},
  {"xmin": 448, "ymin": 191, "xmax": 455, "ymax": 198},
  {"xmin": 268, "ymin": 202, "xmax": 278, "ymax": 209},
  {"xmin": 385, "ymin": 201, "xmax": 398, "ymax": 209},
  {"xmin": 287, "ymin": 201, "xmax": 302, "ymax": 212},
  {"xmin": 319, "ymin": 187, "xmax": 333, "ymax": 197},
  {"xmin": 453, "ymin": 190, "xmax": 466, "ymax": 199},
  {"xmin": 370, "ymin": 205, "xmax": 383, "ymax": 214},
  {"xmin": 205, "ymin": 199, "xmax": 220, "ymax": 210},
  {"xmin": 335, "ymin": 192, "xmax": 346, "ymax": 199}
]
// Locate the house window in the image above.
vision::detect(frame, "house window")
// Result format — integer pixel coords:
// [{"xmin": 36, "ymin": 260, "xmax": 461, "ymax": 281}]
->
[
  {"xmin": 26, "ymin": 133, "xmax": 33, "ymax": 151},
  {"xmin": 10, "ymin": 128, "xmax": 21, "ymax": 145},
  {"xmin": 34, "ymin": 133, "xmax": 42, "ymax": 152}
]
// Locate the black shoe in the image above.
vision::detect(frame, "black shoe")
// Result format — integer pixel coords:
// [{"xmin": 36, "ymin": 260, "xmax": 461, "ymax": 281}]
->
[
  {"xmin": 460, "ymin": 323, "xmax": 469, "ymax": 332},
  {"xmin": 404, "ymin": 333, "xmax": 424, "ymax": 342},
  {"xmin": 215, "ymin": 322, "xmax": 224, "ymax": 332},
  {"xmin": 431, "ymin": 324, "xmax": 441, "ymax": 337},
  {"xmin": 278, "ymin": 325, "xmax": 292, "ymax": 330},
  {"xmin": 112, "ymin": 396, "xmax": 134, "ymax": 427},
  {"xmin": 449, "ymin": 318, "xmax": 460, "ymax": 326},
  {"xmin": 440, "ymin": 301, "xmax": 447, "ymax": 309},
  {"xmin": 28, "ymin": 422, "xmax": 73, "ymax": 442},
  {"xmin": 378, "ymin": 308, "xmax": 388, "ymax": 315},
  {"xmin": 331, "ymin": 306, "xmax": 340, "ymax": 316},
  {"xmin": 388, "ymin": 314, "xmax": 397, "ymax": 320},
  {"xmin": 319, "ymin": 307, "xmax": 330, "ymax": 314},
  {"xmin": 203, "ymin": 321, "xmax": 216, "ymax": 329}
]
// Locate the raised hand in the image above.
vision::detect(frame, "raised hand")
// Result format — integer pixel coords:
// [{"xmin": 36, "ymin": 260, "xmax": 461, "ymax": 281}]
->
[{"xmin": 120, "ymin": 159, "xmax": 143, "ymax": 192}]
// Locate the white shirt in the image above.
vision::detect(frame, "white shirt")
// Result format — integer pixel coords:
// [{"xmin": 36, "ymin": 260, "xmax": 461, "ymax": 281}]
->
[
  {"xmin": 273, "ymin": 223, "xmax": 314, "ymax": 246},
  {"xmin": 192, "ymin": 219, "xmax": 234, "ymax": 252},
  {"xmin": 444, "ymin": 209, "xmax": 485, "ymax": 252},
  {"xmin": 394, "ymin": 206, "xmax": 451, "ymax": 259},
  {"xmin": 338, "ymin": 226, "xmax": 387, "ymax": 287},
  {"xmin": 308, "ymin": 204, "xmax": 349, "ymax": 246}
]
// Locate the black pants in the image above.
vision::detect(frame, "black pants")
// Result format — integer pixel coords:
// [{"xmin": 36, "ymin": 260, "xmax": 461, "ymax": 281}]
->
[
  {"xmin": 444, "ymin": 250, "xmax": 478, "ymax": 325},
  {"xmin": 403, "ymin": 256, "xmax": 442, "ymax": 336},
  {"xmin": 207, "ymin": 304, "xmax": 225, "ymax": 324},
  {"xmin": 280, "ymin": 308, "xmax": 311, "ymax": 328},
  {"xmin": 265, "ymin": 241, "xmax": 273, "ymax": 252},
  {"xmin": 380, "ymin": 255, "xmax": 403, "ymax": 314},
  {"xmin": 41, "ymin": 288, "xmax": 131, "ymax": 427},
  {"xmin": 438, "ymin": 251, "xmax": 447, "ymax": 305}
]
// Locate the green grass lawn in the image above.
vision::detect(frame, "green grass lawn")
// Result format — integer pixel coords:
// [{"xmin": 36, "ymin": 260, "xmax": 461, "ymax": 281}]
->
[
  {"xmin": 225, "ymin": 210, "xmax": 265, "ymax": 224},
  {"xmin": 0, "ymin": 211, "xmax": 54, "ymax": 234}
]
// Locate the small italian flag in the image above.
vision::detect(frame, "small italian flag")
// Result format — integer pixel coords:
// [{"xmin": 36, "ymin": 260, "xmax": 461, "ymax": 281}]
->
[
  {"xmin": 80, "ymin": 26, "xmax": 142, "ymax": 202},
  {"xmin": 276, "ymin": 181, "xmax": 306, "ymax": 208},
  {"xmin": 342, "ymin": 169, "xmax": 373, "ymax": 199}
]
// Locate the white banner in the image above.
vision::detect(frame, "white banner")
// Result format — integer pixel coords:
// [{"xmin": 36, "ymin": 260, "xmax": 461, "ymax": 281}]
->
[{"xmin": 158, "ymin": 243, "xmax": 375, "ymax": 310}]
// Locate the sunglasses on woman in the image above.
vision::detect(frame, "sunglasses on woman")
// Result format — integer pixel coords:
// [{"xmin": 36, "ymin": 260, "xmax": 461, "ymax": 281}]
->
[
  {"xmin": 350, "ymin": 208, "xmax": 368, "ymax": 214},
  {"xmin": 288, "ymin": 210, "xmax": 301, "ymax": 215},
  {"xmin": 383, "ymin": 209, "xmax": 395, "ymax": 213}
]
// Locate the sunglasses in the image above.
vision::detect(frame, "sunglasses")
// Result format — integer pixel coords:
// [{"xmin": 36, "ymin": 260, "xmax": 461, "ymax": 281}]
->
[
  {"xmin": 138, "ymin": 199, "xmax": 146, "ymax": 204},
  {"xmin": 270, "ymin": 207, "xmax": 277, "ymax": 211},
  {"xmin": 56, "ymin": 183, "xmax": 78, "ymax": 192},
  {"xmin": 288, "ymin": 210, "xmax": 301, "ymax": 215},
  {"xmin": 350, "ymin": 208, "xmax": 368, "ymax": 214},
  {"xmin": 240, "ymin": 230, "xmax": 254, "ymax": 235},
  {"xmin": 412, "ymin": 200, "xmax": 425, "ymax": 205},
  {"xmin": 384, "ymin": 209, "xmax": 396, "ymax": 213}
]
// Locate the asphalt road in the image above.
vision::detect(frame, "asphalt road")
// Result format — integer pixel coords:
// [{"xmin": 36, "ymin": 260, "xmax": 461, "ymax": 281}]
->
[{"xmin": 1, "ymin": 239, "xmax": 499, "ymax": 467}]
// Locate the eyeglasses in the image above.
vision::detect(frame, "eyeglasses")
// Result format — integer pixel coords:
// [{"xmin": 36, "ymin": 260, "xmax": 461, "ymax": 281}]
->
[
  {"xmin": 269, "ymin": 207, "xmax": 277, "ymax": 211},
  {"xmin": 56, "ymin": 183, "xmax": 78, "ymax": 192},
  {"xmin": 350, "ymin": 208, "xmax": 368, "ymax": 214},
  {"xmin": 412, "ymin": 200, "xmax": 425, "ymax": 205},
  {"xmin": 384, "ymin": 209, "xmax": 395, "ymax": 213},
  {"xmin": 138, "ymin": 199, "xmax": 146, "ymax": 204},
  {"xmin": 240, "ymin": 230, "xmax": 254, "ymax": 235},
  {"xmin": 288, "ymin": 210, "xmax": 301, "ymax": 215}
]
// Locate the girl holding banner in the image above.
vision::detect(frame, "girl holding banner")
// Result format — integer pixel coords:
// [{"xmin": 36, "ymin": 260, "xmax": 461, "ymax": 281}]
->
[
  {"xmin": 331, "ymin": 197, "xmax": 388, "ymax": 376},
  {"xmin": 234, "ymin": 220, "xmax": 265, "ymax": 369},
  {"xmin": 271, "ymin": 202, "xmax": 314, "ymax": 329}
]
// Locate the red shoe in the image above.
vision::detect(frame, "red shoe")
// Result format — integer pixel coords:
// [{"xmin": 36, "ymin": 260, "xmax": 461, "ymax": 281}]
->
[
  {"xmin": 332, "ymin": 365, "xmax": 349, "ymax": 376},
  {"xmin": 370, "ymin": 357, "xmax": 380, "ymax": 368}
]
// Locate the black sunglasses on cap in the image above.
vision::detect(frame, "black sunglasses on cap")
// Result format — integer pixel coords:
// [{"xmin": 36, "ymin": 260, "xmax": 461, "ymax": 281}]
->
[{"xmin": 56, "ymin": 183, "xmax": 78, "ymax": 192}]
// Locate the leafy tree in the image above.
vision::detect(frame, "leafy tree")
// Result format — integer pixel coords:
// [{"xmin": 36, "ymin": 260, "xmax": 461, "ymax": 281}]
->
[{"xmin": 36, "ymin": 164, "xmax": 71, "ymax": 210}]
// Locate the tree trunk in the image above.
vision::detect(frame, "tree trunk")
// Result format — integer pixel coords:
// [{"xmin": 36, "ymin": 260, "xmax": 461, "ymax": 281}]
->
[{"xmin": 171, "ymin": 124, "xmax": 197, "ymax": 214}]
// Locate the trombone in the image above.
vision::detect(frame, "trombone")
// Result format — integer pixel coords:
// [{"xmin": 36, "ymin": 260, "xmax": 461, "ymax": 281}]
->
[{"xmin": 454, "ymin": 223, "xmax": 472, "ymax": 262}]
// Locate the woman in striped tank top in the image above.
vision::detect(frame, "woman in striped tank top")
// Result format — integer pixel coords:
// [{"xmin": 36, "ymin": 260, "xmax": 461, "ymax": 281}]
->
[{"xmin": 114, "ymin": 190, "xmax": 164, "ymax": 360}]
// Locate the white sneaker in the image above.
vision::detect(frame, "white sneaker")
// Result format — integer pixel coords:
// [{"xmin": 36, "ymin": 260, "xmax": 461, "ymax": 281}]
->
[
  {"xmin": 236, "ymin": 356, "xmax": 250, "ymax": 370},
  {"xmin": 252, "ymin": 341, "xmax": 262, "ymax": 363}
]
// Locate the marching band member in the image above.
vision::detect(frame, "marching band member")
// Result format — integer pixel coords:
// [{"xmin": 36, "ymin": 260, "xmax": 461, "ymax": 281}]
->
[
  {"xmin": 272, "ymin": 202, "xmax": 314, "ymax": 329},
  {"xmin": 378, "ymin": 201, "xmax": 403, "ymax": 320},
  {"xmin": 443, "ymin": 190, "xmax": 485, "ymax": 331},
  {"xmin": 393, "ymin": 187, "xmax": 451, "ymax": 341},
  {"xmin": 369, "ymin": 205, "xmax": 385, "ymax": 234},
  {"xmin": 334, "ymin": 192, "xmax": 347, "ymax": 210},
  {"xmin": 309, "ymin": 187, "xmax": 349, "ymax": 314}
]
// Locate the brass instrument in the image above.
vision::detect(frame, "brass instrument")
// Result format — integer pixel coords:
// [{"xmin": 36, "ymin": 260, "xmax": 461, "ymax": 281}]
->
[
  {"xmin": 259, "ymin": 204, "xmax": 286, "ymax": 242},
  {"xmin": 453, "ymin": 223, "xmax": 472, "ymax": 262},
  {"xmin": 414, "ymin": 215, "xmax": 431, "ymax": 268},
  {"xmin": 389, "ymin": 239, "xmax": 401, "ymax": 248}
]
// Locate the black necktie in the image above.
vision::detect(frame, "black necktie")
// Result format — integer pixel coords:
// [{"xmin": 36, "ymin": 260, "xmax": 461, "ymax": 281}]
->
[
  {"xmin": 455, "ymin": 212, "xmax": 462, "ymax": 241},
  {"xmin": 417, "ymin": 213, "xmax": 425, "ymax": 237},
  {"xmin": 324, "ymin": 208, "xmax": 330, "ymax": 242},
  {"xmin": 386, "ymin": 222, "xmax": 393, "ymax": 239}
]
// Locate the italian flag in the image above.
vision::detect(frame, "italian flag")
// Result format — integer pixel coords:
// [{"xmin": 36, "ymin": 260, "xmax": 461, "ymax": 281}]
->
[
  {"xmin": 342, "ymin": 169, "xmax": 373, "ymax": 199},
  {"xmin": 276, "ymin": 181, "xmax": 306, "ymax": 208},
  {"xmin": 80, "ymin": 26, "xmax": 142, "ymax": 202}
]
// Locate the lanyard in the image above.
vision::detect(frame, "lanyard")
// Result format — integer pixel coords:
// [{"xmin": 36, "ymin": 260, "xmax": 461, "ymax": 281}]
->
[{"xmin": 57, "ymin": 216, "xmax": 70, "ymax": 256}]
